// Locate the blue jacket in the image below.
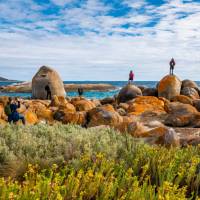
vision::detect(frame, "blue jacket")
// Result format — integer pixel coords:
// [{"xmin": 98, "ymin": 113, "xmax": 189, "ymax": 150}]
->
[{"xmin": 10, "ymin": 102, "xmax": 20, "ymax": 112}]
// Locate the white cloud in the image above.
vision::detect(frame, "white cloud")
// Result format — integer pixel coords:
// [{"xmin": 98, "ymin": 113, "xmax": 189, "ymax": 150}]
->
[
  {"xmin": 0, "ymin": 0, "xmax": 200, "ymax": 81},
  {"xmin": 51, "ymin": 0, "xmax": 75, "ymax": 6},
  {"xmin": 123, "ymin": 0, "xmax": 147, "ymax": 9}
]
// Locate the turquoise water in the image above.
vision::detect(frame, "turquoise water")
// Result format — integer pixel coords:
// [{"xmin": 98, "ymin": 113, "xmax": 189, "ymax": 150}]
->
[{"xmin": 0, "ymin": 80, "xmax": 184, "ymax": 99}]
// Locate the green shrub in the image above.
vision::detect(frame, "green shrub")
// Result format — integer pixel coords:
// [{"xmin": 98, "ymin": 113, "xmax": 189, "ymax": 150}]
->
[
  {"xmin": 0, "ymin": 124, "xmax": 199, "ymax": 199},
  {"xmin": 0, "ymin": 124, "xmax": 135, "ymax": 171}
]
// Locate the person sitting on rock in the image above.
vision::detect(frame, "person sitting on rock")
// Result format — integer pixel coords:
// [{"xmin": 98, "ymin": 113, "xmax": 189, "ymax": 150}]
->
[
  {"xmin": 45, "ymin": 84, "xmax": 51, "ymax": 100},
  {"xmin": 129, "ymin": 70, "xmax": 134, "ymax": 83},
  {"xmin": 78, "ymin": 87, "xmax": 84, "ymax": 97},
  {"xmin": 169, "ymin": 58, "xmax": 176, "ymax": 75},
  {"xmin": 8, "ymin": 97, "xmax": 25, "ymax": 125}
]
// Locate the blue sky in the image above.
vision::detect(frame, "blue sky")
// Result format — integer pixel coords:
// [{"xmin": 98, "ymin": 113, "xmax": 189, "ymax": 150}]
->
[{"xmin": 0, "ymin": 0, "xmax": 200, "ymax": 81}]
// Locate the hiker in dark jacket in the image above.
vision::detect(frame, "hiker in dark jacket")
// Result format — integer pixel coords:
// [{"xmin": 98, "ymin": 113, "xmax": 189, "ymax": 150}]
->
[
  {"xmin": 45, "ymin": 85, "xmax": 51, "ymax": 100},
  {"xmin": 78, "ymin": 87, "xmax": 84, "ymax": 96},
  {"xmin": 169, "ymin": 58, "xmax": 176, "ymax": 75},
  {"xmin": 5, "ymin": 97, "xmax": 25, "ymax": 125}
]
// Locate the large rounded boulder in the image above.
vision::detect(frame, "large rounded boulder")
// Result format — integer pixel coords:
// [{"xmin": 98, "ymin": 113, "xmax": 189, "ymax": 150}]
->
[
  {"xmin": 142, "ymin": 88, "xmax": 158, "ymax": 97},
  {"xmin": 193, "ymin": 99, "xmax": 200, "ymax": 111},
  {"xmin": 87, "ymin": 105, "xmax": 123, "ymax": 127},
  {"xmin": 141, "ymin": 127, "xmax": 180, "ymax": 146},
  {"xmin": 32, "ymin": 66, "xmax": 65, "ymax": 99},
  {"xmin": 100, "ymin": 97, "xmax": 115, "ymax": 105},
  {"xmin": 182, "ymin": 79, "xmax": 199, "ymax": 90},
  {"xmin": 164, "ymin": 102, "xmax": 198, "ymax": 127},
  {"xmin": 62, "ymin": 111, "xmax": 87, "ymax": 126},
  {"xmin": 158, "ymin": 75, "xmax": 181, "ymax": 100},
  {"xmin": 181, "ymin": 87, "xmax": 199, "ymax": 100},
  {"xmin": 117, "ymin": 84, "xmax": 142, "ymax": 103},
  {"xmin": 171, "ymin": 95, "xmax": 193, "ymax": 105}
]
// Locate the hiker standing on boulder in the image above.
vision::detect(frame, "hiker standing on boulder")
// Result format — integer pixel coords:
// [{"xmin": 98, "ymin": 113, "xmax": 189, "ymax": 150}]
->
[
  {"xmin": 128, "ymin": 70, "xmax": 134, "ymax": 84},
  {"xmin": 169, "ymin": 58, "xmax": 176, "ymax": 75}
]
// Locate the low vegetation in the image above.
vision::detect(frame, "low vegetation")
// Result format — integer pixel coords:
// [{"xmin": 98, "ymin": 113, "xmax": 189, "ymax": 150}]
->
[{"xmin": 0, "ymin": 124, "xmax": 199, "ymax": 199}]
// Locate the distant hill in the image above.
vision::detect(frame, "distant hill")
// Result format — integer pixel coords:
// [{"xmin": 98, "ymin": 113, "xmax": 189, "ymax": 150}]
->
[{"xmin": 0, "ymin": 76, "xmax": 17, "ymax": 82}]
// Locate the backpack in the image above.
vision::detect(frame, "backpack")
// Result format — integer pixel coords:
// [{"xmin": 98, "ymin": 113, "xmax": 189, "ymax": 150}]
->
[{"xmin": 4, "ymin": 105, "xmax": 11, "ymax": 116}]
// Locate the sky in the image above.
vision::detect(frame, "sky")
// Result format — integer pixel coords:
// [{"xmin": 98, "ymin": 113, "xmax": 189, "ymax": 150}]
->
[{"xmin": 0, "ymin": 0, "xmax": 200, "ymax": 81}]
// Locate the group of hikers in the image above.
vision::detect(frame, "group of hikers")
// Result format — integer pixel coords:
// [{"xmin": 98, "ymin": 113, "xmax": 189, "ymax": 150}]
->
[
  {"xmin": 44, "ymin": 58, "xmax": 176, "ymax": 99},
  {"xmin": 2, "ymin": 58, "xmax": 176, "ymax": 125},
  {"xmin": 128, "ymin": 58, "xmax": 176, "ymax": 83}
]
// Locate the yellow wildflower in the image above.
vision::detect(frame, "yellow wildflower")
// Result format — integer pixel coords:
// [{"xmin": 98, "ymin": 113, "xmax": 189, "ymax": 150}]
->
[{"xmin": 9, "ymin": 192, "xmax": 14, "ymax": 200}]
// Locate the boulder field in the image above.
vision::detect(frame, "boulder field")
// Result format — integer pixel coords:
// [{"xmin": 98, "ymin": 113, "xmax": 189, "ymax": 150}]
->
[
  {"xmin": 0, "ymin": 95, "xmax": 199, "ymax": 146},
  {"xmin": 0, "ymin": 75, "xmax": 200, "ymax": 146}
]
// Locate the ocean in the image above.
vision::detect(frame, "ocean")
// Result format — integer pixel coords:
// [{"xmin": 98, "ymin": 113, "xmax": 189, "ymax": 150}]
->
[{"xmin": 0, "ymin": 80, "xmax": 199, "ymax": 99}]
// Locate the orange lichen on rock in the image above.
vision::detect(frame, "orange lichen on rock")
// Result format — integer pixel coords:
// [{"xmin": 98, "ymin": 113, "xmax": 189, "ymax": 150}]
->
[
  {"xmin": 158, "ymin": 75, "xmax": 181, "ymax": 100},
  {"xmin": 87, "ymin": 106, "xmax": 123, "ymax": 127},
  {"xmin": 50, "ymin": 95, "xmax": 69, "ymax": 107},
  {"xmin": 59, "ymin": 103, "xmax": 76, "ymax": 113},
  {"xmin": 127, "ymin": 96, "xmax": 166, "ymax": 115},
  {"xmin": 171, "ymin": 95, "xmax": 193, "ymax": 105},
  {"xmin": 0, "ymin": 96, "xmax": 9, "ymax": 106},
  {"xmin": 99, "ymin": 104, "xmax": 116, "ymax": 112},
  {"xmin": 24, "ymin": 110, "xmax": 38, "ymax": 125},
  {"xmin": 0, "ymin": 103, "xmax": 6, "ymax": 120},
  {"xmin": 115, "ymin": 116, "xmax": 135, "ymax": 132},
  {"xmin": 141, "ymin": 126, "xmax": 169, "ymax": 137},
  {"xmin": 26, "ymin": 100, "xmax": 47, "ymax": 113},
  {"xmin": 72, "ymin": 99, "xmax": 96, "ymax": 111},
  {"xmin": 62, "ymin": 111, "xmax": 87, "ymax": 126},
  {"xmin": 35, "ymin": 107, "xmax": 54, "ymax": 122}
]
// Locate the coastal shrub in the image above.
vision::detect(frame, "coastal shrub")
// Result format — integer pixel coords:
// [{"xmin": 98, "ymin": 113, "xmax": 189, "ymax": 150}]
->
[
  {"xmin": 0, "ymin": 124, "xmax": 199, "ymax": 199},
  {"xmin": 0, "ymin": 124, "xmax": 134, "ymax": 173}
]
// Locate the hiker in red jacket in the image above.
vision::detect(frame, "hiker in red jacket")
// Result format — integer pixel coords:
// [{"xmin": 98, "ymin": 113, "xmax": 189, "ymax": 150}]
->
[{"xmin": 129, "ymin": 70, "xmax": 134, "ymax": 83}]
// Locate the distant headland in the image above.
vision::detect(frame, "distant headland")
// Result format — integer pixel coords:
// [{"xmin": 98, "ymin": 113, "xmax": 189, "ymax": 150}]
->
[{"xmin": 0, "ymin": 76, "xmax": 18, "ymax": 82}]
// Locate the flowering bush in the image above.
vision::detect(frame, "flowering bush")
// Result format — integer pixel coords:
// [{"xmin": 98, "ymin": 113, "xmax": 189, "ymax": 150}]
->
[{"xmin": 0, "ymin": 124, "xmax": 199, "ymax": 199}]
